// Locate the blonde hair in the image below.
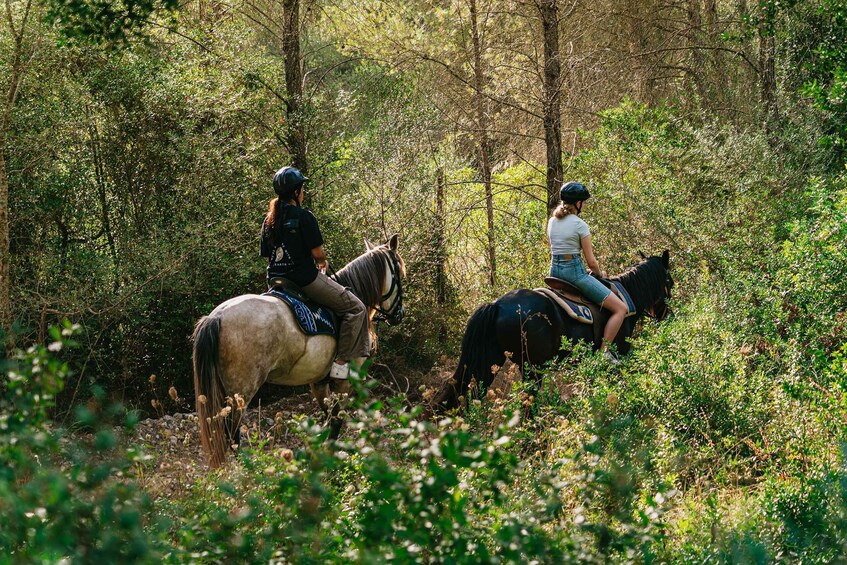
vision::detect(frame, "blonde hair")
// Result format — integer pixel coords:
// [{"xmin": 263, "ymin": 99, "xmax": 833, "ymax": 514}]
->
[{"xmin": 553, "ymin": 202, "xmax": 578, "ymax": 219}]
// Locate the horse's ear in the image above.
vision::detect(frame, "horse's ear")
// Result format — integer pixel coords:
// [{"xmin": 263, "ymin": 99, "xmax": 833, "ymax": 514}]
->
[
  {"xmin": 388, "ymin": 233, "xmax": 399, "ymax": 251},
  {"xmin": 364, "ymin": 237, "xmax": 376, "ymax": 251},
  {"xmin": 661, "ymin": 249, "xmax": 670, "ymax": 268},
  {"xmin": 639, "ymin": 251, "xmax": 647, "ymax": 260}
]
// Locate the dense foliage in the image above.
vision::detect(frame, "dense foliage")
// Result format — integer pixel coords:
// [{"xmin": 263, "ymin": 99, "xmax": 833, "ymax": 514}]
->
[{"xmin": 3, "ymin": 0, "xmax": 847, "ymax": 561}]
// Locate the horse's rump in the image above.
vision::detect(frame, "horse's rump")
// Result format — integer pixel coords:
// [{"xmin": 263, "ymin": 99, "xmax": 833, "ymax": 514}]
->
[{"xmin": 212, "ymin": 294, "xmax": 336, "ymax": 387}]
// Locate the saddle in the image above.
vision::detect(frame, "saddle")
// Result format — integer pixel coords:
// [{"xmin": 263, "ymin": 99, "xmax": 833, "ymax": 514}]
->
[
  {"xmin": 536, "ymin": 276, "xmax": 637, "ymax": 326},
  {"xmin": 264, "ymin": 278, "xmax": 338, "ymax": 336}
]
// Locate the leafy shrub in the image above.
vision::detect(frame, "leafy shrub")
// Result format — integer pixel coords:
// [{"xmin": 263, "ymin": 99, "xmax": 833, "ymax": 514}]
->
[{"xmin": 0, "ymin": 322, "xmax": 164, "ymax": 562}]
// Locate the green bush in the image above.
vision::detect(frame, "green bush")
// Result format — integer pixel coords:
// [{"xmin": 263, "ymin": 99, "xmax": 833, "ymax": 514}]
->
[{"xmin": 0, "ymin": 323, "xmax": 164, "ymax": 562}]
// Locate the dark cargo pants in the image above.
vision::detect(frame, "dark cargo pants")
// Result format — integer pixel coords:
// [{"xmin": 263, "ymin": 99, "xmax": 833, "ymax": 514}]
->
[{"xmin": 302, "ymin": 272, "xmax": 370, "ymax": 361}]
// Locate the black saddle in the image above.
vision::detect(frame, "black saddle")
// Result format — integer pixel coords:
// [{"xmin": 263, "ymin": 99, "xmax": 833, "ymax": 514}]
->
[{"xmin": 268, "ymin": 277, "xmax": 309, "ymax": 301}]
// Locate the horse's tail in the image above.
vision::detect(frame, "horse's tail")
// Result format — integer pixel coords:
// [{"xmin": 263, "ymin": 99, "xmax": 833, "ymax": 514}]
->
[
  {"xmin": 193, "ymin": 315, "xmax": 228, "ymax": 468},
  {"xmin": 434, "ymin": 302, "xmax": 502, "ymax": 411}
]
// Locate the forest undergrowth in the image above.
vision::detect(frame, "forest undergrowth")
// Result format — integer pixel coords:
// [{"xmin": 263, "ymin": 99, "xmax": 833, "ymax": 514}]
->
[
  {"xmin": 4, "ymin": 0, "xmax": 847, "ymax": 559},
  {"xmin": 4, "ymin": 114, "xmax": 847, "ymax": 561}
]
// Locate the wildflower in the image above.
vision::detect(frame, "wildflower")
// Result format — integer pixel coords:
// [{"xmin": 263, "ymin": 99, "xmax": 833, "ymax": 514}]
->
[
  {"xmin": 149, "ymin": 375, "xmax": 156, "ymax": 384},
  {"xmin": 168, "ymin": 386, "xmax": 178, "ymax": 401},
  {"xmin": 198, "ymin": 395, "xmax": 207, "ymax": 405}
]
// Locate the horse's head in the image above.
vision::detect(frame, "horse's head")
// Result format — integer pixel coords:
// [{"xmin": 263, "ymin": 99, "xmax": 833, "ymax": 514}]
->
[
  {"xmin": 637, "ymin": 250, "xmax": 674, "ymax": 321},
  {"xmin": 365, "ymin": 234, "xmax": 406, "ymax": 326}
]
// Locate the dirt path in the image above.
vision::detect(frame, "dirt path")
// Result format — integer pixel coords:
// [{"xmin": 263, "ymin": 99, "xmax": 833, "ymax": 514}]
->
[{"xmin": 130, "ymin": 361, "xmax": 455, "ymax": 499}]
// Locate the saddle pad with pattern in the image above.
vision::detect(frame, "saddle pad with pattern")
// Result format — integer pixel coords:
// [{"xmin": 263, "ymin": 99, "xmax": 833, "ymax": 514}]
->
[
  {"xmin": 534, "ymin": 288, "xmax": 595, "ymax": 325},
  {"xmin": 264, "ymin": 289, "xmax": 337, "ymax": 336}
]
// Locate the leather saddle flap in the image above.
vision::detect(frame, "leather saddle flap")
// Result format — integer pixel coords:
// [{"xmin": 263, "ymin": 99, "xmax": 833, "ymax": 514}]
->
[
  {"xmin": 534, "ymin": 287, "xmax": 594, "ymax": 325},
  {"xmin": 264, "ymin": 287, "xmax": 338, "ymax": 336}
]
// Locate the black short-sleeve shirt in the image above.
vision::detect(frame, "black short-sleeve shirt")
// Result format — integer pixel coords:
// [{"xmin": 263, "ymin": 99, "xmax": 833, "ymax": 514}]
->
[{"xmin": 260, "ymin": 205, "xmax": 324, "ymax": 286}]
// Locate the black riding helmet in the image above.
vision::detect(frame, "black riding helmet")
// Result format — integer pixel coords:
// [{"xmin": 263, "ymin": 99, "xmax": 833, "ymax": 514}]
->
[
  {"xmin": 273, "ymin": 166, "xmax": 309, "ymax": 198},
  {"xmin": 560, "ymin": 181, "xmax": 590, "ymax": 204}
]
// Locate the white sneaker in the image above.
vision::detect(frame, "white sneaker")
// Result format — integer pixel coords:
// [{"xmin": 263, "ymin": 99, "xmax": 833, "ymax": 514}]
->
[
  {"xmin": 329, "ymin": 362, "xmax": 350, "ymax": 380},
  {"xmin": 603, "ymin": 350, "xmax": 621, "ymax": 365}
]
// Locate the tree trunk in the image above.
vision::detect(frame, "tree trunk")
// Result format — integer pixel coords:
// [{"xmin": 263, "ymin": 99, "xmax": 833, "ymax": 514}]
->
[
  {"xmin": 735, "ymin": 0, "xmax": 758, "ymax": 107},
  {"xmin": 434, "ymin": 168, "xmax": 447, "ymax": 342},
  {"xmin": 686, "ymin": 0, "xmax": 708, "ymax": 104},
  {"xmin": 758, "ymin": 31, "xmax": 777, "ymax": 122},
  {"xmin": 625, "ymin": 0, "xmax": 653, "ymax": 103},
  {"xmin": 1, "ymin": 0, "xmax": 31, "ymax": 351},
  {"xmin": 539, "ymin": 0, "xmax": 563, "ymax": 216},
  {"xmin": 0, "ymin": 136, "xmax": 10, "ymax": 351},
  {"xmin": 705, "ymin": 0, "xmax": 728, "ymax": 110},
  {"xmin": 470, "ymin": 0, "xmax": 496, "ymax": 287},
  {"xmin": 89, "ymin": 119, "xmax": 120, "ymax": 291},
  {"xmin": 282, "ymin": 0, "xmax": 307, "ymax": 172}
]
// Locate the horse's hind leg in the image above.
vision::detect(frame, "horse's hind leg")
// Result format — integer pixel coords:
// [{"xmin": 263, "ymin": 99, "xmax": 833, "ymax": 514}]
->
[
  {"xmin": 310, "ymin": 380, "xmax": 350, "ymax": 440},
  {"xmin": 219, "ymin": 370, "xmax": 265, "ymax": 453}
]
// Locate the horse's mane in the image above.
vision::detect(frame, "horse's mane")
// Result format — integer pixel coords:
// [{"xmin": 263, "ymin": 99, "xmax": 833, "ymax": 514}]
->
[
  {"xmin": 332, "ymin": 246, "xmax": 392, "ymax": 308},
  {"xmin": 611, "ymin": 257, "xmax": 666, "ymax": 313}
]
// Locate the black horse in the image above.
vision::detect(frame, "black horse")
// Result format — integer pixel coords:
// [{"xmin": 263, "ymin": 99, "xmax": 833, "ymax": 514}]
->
[{"xmin": 435, "ymin": 251, "xmax": 673, "ymax": 409}]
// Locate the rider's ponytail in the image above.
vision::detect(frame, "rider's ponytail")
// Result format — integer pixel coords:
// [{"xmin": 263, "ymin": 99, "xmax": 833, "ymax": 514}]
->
[
  {"xmin": 265, "ymin": 197, "xmax": 288, "ymax": 247},
  {"xmin": 553, "ymin": 202, "xmax": 577, "ymax": 219}
]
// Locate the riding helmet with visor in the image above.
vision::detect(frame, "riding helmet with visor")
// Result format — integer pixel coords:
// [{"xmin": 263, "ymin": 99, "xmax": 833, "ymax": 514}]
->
[
  {"xmin": 560, "ymin": 181, "xmax": 591, "ymax": 204},
  {"xmin": 273, "ymin": 166, "xmax": 309, "ymax": 198}
]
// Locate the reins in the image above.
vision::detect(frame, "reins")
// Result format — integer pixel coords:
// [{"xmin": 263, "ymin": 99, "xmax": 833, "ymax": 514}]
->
[
  {"xmin": 373, "ymin": 253, "xmax": 403, "ymax": 323},
  {"xmin": 329, "ymin": 249, "xmax": 404, "ymax": 324}
]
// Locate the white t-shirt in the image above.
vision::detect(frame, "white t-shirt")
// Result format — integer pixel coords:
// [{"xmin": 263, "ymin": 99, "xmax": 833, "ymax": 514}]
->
[{"xmin": 547, "ymin": 214, "xmax": 590, "ymax": 256}]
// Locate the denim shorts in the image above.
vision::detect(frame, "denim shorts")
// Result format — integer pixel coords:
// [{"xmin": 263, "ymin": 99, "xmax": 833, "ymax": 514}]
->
[{"xmin": 549, "ymin": 256, "xmax": 611, "ymax": 305}]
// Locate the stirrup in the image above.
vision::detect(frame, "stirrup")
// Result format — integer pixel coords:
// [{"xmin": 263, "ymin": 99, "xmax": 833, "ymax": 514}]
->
[
  {"xmin": 329, "ymin": 362, "xmax": 350, "ymax": 380},
  {"xmin": 603, "ymin": 350, "xmax": 621, "ymax": 365}
]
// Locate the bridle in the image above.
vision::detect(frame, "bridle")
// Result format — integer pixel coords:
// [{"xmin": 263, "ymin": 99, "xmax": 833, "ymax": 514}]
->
[
  {"xmin": 373, "ymin": 252, "xmax": 404, "ymax": 326},
  {"xmin": 645, "ymin": 271, "xmax": 674, "ymax": 321}
]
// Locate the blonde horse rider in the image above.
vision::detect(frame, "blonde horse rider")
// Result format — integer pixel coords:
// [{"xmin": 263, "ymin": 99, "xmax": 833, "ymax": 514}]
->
[{"xmin": 547, "ymin": 182, "xmax": 629, "ymax": 363}]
